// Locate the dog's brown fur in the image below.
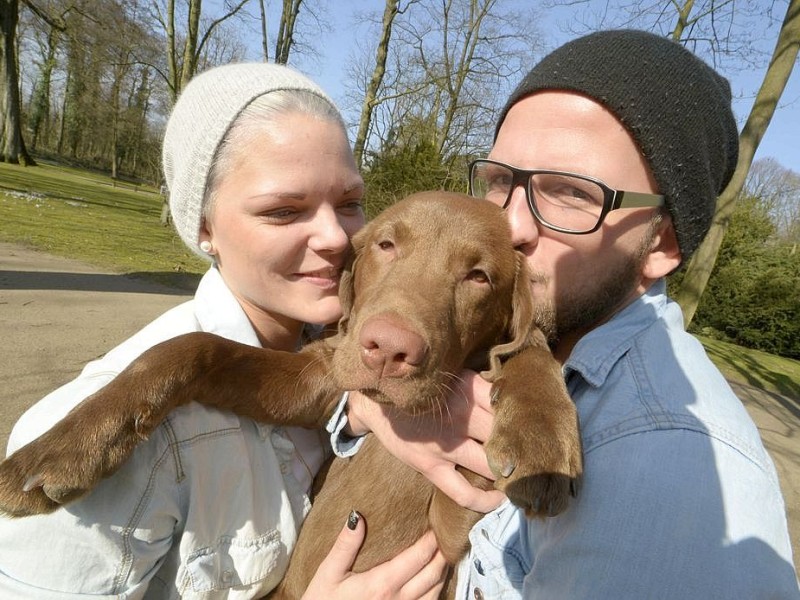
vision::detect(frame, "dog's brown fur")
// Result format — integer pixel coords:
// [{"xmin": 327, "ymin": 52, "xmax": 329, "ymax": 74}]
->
[{"xmin": 0, "ymin": 192, "xmax": 582, "ymax": 599}]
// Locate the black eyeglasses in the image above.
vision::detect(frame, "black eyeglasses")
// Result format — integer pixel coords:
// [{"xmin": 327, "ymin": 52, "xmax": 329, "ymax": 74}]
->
[{"xmin": 468, "ymin": 159, "xmax": 664, "ymax": 234}]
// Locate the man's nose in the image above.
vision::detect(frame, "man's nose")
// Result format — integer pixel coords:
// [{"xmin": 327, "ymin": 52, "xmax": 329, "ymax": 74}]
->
[{"xmin": 506, "ymin": 186, "xmax": 540, "ymax": 250}]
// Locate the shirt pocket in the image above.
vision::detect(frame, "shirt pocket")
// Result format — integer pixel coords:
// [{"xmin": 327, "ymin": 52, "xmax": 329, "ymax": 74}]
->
[
  {"xmin": 463, "ymin": 519, "xmax": 528, "ymax": 599},
  {"xmin": 183, "ymin": 530, "xmax": 287, "ymax": 595}
]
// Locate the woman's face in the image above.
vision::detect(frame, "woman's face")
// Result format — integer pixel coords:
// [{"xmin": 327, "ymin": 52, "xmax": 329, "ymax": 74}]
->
[{"xmin": 201, "ymin": 113, "xmax": 365, "ymax": 345}]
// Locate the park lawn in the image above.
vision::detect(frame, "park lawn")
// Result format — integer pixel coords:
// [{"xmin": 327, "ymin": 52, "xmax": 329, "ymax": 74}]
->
[
  {"xmin": 0, "ymin": 160, "xmax": 205, "ymax": 288},
  {"xmin": 698, "ymin": 335, "xmax": 800, "ymax": 401},
  {"xmin": 1, "ymin": 159, "xmax": 798, "ymax": 401}
]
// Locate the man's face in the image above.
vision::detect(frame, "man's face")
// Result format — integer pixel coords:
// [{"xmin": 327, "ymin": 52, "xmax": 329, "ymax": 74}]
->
[{"xmin": 489, "ymin": 91, "xmax": 672, "ymax": 349}]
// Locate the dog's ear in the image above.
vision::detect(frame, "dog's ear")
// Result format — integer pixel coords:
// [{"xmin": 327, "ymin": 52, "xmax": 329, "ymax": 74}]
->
[
  {"xmin": 337, "ymin": 228, "xmax": 367, "ymax": 334},
  {"xmin": 483, "ymin": 253, "xmax": 549, "ymax": 380}
]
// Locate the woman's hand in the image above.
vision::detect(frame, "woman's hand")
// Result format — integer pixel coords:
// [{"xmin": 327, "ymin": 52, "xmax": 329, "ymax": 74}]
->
[
  {"xmin": 301, "ymin": 512, "xmax": 447, "ymax": 600},
  {"xmin": 347, "ymin": 370, "xmax": 505, "ymax": 513}
]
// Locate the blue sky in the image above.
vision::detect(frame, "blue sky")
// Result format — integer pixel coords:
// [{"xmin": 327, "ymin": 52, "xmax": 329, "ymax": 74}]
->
[{"xmin": 288, "ymin": 1, "xmax": 799, "ymax": 175}]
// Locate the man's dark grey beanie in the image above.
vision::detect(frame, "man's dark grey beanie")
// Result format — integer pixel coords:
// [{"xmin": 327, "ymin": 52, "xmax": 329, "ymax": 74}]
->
[{"xmin": 496, "ymin": 29, "xmax": 739, "ymax": 260}]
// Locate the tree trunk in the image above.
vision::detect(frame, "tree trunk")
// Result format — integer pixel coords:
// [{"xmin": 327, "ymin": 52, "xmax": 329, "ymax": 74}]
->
[
  {"xmin": 28, "ymin": 25, "xmax": 58, "ymax": 149},
  {"xmin": 165, "ymin": 0, "xmax": 178, "ymax": 102},
  {"xmin": 179, "ymin": 0, "xmax": 201, "ymax": 94},
  {"xmin": 56, "ymin": 67, "xmax": 68, "ymax": 153},
  {"xmin": 0, "ymin": 0, "xmax": 35, "ymax": 165},
  {"xmin": 275, "ymin": 0, "xmax": 302, "ymax": 64},
  {"xmin": 110, "ymin": 74, "xmax": 122, "ymax": 179},
  {"xmin": 675, "ymin": 0, "xmax": 800, "ymax": 325},
  {"xmin": 62, "ymin": 35, "xmax": 86, "ymax": 159},
  {"xmin": 353, "ymin": 0, "xmax": 400, "ymax": 170},
  {"xmin": 259, "ymin": 0, "xmax": 268, "ymax": 61},
  {"xmin": 435, "ymin": 0, "xmax": 493, "ymax": 157},
  {"xmin": 669, "ymin": 0, "xmax": 695, "ymax": 39},
  {"xmin": 163, "ymin": 0, "xmax": 250, "ymax": 102}
]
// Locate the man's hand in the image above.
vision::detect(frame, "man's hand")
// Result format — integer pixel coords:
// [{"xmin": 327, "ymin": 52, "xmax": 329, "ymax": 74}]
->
[
  {"xmin": 301, "ymin": 512, "xmax": 447, "ymax": 600},
  {"xmin": 348, "ymin": 370, "xmax": 505, "ymax": 513}
]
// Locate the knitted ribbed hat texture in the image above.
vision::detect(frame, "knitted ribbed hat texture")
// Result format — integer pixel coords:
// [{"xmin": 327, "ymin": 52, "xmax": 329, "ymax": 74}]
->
[
  {"xmin": 497, "ymin": 29, "xmax": 739, "ymax": 260},
  {"xmin": 163, "ymin": 62, "xmax": 335, "ymax": 258}
]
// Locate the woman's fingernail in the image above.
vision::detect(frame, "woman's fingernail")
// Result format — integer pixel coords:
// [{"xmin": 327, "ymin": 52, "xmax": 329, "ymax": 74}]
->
[{"xmin": 347, "ymin": 510, "xmax": 360, "ymax": 530}]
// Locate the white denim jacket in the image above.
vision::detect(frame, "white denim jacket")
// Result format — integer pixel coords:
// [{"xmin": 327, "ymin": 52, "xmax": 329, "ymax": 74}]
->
[
  {"xmin": 0, "ymin": 267, "xmax": 329, "ymax": 599},
  {"xmin": 455, "ymin": 280, "xmax": 799, "ymax": 599}
]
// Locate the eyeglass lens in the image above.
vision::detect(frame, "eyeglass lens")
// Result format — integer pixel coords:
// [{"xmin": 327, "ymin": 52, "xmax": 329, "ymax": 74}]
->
[{"xmin": 471, "ymin": 161, "xmax": 606, "ymax": 233}]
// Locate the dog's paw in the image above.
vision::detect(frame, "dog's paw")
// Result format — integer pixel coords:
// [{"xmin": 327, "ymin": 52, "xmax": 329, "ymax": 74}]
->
[
  {"xmin": 486, "ymin": 434, "xmax": 582, "ymax": 518},
  {"xmin": 500, "ymin": 472, "xmax": 579, "ymax": 517},
  {"xmin": 0, "ymin": 410, "xmax": 146, "ymax": 517},
  {"xmin": 486, "ymin": 380, "xmax": 583, "ymax": 518},
  {"xmin": 0, "ymin": 442, "xmax": 89, "ymax": 517},
  {"xmin": 487, "ymin": 429, "xmax": 582, "ymax": 518}
]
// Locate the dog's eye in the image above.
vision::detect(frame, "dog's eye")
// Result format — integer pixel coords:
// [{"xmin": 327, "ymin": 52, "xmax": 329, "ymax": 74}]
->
[
  {"xmin": 466, "ymin": 269, "xmax": 490, "ymax": 284},
  {"xmin": 377, "ymin": 240, "xmax": 394, "ymax": 251}
]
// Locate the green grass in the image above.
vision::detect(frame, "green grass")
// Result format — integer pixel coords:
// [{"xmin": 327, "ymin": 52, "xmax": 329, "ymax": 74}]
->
[
  {"xmin": 1, "ymin": 159, "xmax": 799, "ymax": 402},
  {"xmin": 0, "ymin": 160, "xmax": 206, "ymax": 289},
  {"xmin": 698, "ymin": 335, "xmax": 800, "ymax": 401}
]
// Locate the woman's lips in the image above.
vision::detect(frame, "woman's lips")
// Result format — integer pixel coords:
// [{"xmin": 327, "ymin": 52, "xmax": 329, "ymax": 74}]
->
[{"xmin": 295, "ymin": 266, "xmax": 341, "ymax": 289}]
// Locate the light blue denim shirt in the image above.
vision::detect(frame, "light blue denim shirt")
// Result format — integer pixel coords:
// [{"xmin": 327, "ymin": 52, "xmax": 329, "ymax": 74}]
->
[
  {"xmin": 456, "ymin": 280, "xmax": 799, "ymax": 599},
  {"xmin": 0, "ymin": 267, "xmax": 330, "ymax": 599}
]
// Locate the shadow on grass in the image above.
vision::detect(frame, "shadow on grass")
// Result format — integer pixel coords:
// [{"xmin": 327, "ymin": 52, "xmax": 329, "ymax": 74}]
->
[
  {"xmin": 0, "ymin": 270, "xmax": 200, "ymax": 295},
  {"xmin": 704, "ymin": 343, "xmax": 800, "ymax": 405}
]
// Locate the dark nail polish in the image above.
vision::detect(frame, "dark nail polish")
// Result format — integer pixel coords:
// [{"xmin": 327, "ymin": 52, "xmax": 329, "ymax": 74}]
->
[{"xmin": 347, "ymin": 510, "xmax": 360, "ymax": 530}]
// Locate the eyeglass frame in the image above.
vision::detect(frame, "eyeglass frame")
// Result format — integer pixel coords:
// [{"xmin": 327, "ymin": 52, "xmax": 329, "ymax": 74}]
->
[{"xmin": 468, "ymin": 158, "xmax": 665, "ymax": 234}]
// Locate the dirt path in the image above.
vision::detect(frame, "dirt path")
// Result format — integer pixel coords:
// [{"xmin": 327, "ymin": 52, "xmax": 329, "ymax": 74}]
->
[{"xmin": 1, "ymin": 241, "xmax": 798, "ymax": 571}]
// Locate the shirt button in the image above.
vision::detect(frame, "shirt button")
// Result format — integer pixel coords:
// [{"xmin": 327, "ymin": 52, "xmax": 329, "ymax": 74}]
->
[
  {"xmin": 480, "ymin": 528, "xmax": 489, "ymax": 540},
  {"xmin": 473, "ymin": 588, "xmax": 484, "ymax": 600},
  {"xmin": 221, "ymin": 570, "xmax": 233, "ymax": 584},
  {"xmin": 473, "ymin": 558, "xmax": 485, "ymax": 575}
]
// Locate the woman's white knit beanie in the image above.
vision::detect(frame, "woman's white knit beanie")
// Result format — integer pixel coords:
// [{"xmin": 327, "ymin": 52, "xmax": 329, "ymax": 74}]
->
[{"xmin": 163, "ymin": 62, "xmax": 335, "ymax": 258}]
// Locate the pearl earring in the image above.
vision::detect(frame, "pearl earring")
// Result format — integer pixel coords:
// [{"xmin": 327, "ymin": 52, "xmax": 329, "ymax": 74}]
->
[{"xmin": 199, "ymin": 240, "xmax": 213, "ymax": 254}]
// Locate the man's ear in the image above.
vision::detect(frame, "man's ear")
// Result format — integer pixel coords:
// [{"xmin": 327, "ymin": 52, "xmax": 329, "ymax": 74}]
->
[{"xmin": 643, "ymin": 216, "xmax": 682, "ymax": 279}]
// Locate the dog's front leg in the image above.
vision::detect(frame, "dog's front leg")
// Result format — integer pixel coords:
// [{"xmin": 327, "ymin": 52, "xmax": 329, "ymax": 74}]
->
[
  {"xmin": 486, "ymin": 344, "xmax": 583, "ymax": 518},
  {"xmin": 0, "ymin": 332, "xmax": 341, "ymax": 517}
]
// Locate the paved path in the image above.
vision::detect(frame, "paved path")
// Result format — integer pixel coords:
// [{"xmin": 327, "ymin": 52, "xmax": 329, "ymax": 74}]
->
[
  {"xmin": 0, "ymin": 241, "xmax": 798, "ymax": 571},
  {"xmin": 0, "ymin": 242, "xmax": 190, "ymax": 445}
]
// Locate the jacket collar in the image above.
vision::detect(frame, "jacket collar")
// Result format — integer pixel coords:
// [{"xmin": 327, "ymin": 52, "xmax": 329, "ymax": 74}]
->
[
  {"xmin": 563, "ymin": 279, "xmax": 674, "ymax": 388},
  {"xmin": 194, "ymin": 266, "xmax": 262, "ymax": 348}
]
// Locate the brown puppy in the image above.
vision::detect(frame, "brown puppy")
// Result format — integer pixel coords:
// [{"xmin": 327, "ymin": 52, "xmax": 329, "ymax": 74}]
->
[{"xmin": 0, "ymin": 192, "xmax": 582, "ymax": 598}]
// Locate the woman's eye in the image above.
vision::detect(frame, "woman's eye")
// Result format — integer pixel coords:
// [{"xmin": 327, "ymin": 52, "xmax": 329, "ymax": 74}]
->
[{"xmin": 262, "ymin": 208, "xmax": 298, "ymax": 221}]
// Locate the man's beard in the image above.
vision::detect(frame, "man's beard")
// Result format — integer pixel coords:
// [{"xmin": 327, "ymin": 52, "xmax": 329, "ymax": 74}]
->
[{"xmin": 532, "ymin": 230, "xmax": 655, "ymax": 345}]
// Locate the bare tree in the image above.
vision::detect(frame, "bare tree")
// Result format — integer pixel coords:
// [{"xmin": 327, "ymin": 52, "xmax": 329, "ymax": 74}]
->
[
  {"xmin": 352, "ymin": 0, "xmax": 542, "ymax": 172},
  {"xmin": 1, "ymin": 0, "xmax": 36, "ymax": 164},
  {"xmin": 153, "ymin": 0, "xmax": 250, "ymax": 102},
  {"xmin": 746, "ymin": 158, "xmax": 800, "ymax": 241},
  {"xmin": 426, "ymin": 0, "xmax": 501, "ymax": 158},
  {"xmin": 14, "ymin": 0, "xmax": 168, "ymax": 178},
  {"xmin": 353, "ymin": 0, "xmax": 405, "ymax": 170},
  {"xmin": 258, "ymin": 0, "xmax": 268, "ymax": 60},
  {"xmin": 675, "ymin": 0, "xmax": 800, "ymax": 324},
  {"xmin": 274, "ymin": 0, "xmax": 301, "ymax": 64},
  {"xmin": 25, "ymin": 15, "xmax": 60, "ymax": 149}
]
